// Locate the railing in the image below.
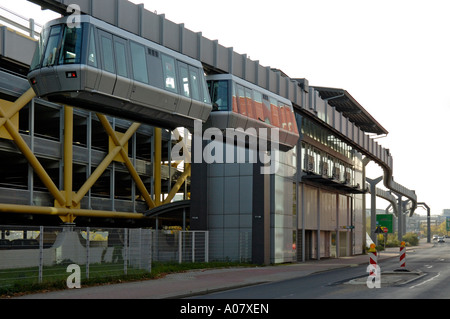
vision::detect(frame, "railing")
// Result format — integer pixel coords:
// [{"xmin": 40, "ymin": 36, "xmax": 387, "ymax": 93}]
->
[
  {"xmin": 0, "ymin": 5, "xmax": 42, "ymax": 39},
  {"xmin": 0, "ymin": 225, "xmax": 215, "ymax": 290}
]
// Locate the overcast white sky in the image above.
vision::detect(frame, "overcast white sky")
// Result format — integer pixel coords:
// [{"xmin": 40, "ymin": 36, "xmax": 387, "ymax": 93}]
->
[{"xmin": 4, "ymin": 0, "xmax": 450, "ymax": 216}]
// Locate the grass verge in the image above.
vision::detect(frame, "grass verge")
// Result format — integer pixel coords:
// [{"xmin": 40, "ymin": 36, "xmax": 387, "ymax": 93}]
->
[{"xmin": 0, "ymin": 261, "xmax": 254, "ymax": 298}]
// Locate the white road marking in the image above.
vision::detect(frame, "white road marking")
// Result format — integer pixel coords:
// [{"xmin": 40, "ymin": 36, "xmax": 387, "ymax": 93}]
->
[{"xmin": 410, "ymin": 272, "xmax": 440, "ymax": 289}]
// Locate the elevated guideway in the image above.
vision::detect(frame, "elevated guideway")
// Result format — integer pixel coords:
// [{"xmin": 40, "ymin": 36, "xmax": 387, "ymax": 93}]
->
[
  {"xmin": 1, "ymin": 0, "xmax": 417, "ymax": 222},
  {"xmin": 25, "ymin": 0, "xmax": 417, "ymax": 214}
]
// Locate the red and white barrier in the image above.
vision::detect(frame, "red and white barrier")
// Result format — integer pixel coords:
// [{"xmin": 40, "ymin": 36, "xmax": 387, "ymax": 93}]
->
[
  {"xmin": 368, "ymin": 244, "xmax": 377, "ymax": 275},
  {"xmin": 399, "ymin": 241, "xmax": 406, "ymax": 269}
]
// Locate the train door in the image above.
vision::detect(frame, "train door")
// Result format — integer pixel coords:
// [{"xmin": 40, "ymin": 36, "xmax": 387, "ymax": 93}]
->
[
  {"xmin": 84, "ymin": 25, "xmax": 100, "ymax": 90},
  {"xmin": 177, "ymin": 61, "xmax": 192, "ymax": 116},
  {"xmin": 97, "ymin": 30, "xmax": 116, "ymax": 95},
  {"xmin": 112, "ymin": 36, "xmax": 132, "ymax": 100},
  {"xmin": 129, "ymin": 41, "xmax": 150, "ymax": 106},
  {"xmin": 187, "ymin": 65, "xmax": 205, "ymax": 119}
]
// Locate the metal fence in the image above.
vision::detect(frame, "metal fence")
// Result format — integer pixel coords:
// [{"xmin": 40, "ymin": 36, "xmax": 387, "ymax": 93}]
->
[{"xmin": 0, "ymin": 225, "xmax": 211, "ymax": 290}]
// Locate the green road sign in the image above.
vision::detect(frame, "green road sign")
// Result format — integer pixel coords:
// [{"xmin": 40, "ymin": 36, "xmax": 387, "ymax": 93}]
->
[
  {"xmin": 376, "ymin": 214, "xmax": 393, "ymax": 234},
  {"xmin": 446, "ymin": 217, "xmax": 450, "ymax": 232}
]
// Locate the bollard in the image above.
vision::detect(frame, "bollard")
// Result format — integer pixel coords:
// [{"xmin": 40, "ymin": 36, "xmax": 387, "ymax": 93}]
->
[
  {"xmin": 399, "ymin": 241, "xmax": 406, "ymax": 269},
  {"xmin": 368, "ymin": 243, "xmax": 377, "ymax": 275}
]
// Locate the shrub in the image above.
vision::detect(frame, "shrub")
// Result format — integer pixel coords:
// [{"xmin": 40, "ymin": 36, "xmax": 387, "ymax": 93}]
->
[{"xmin": 402, "ymin": 233, "xmax": 419, "ymax": 246}]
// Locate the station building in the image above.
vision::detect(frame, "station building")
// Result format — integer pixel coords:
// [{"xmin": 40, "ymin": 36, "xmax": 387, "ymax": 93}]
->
[
  {"xmin": 191, "ymin": 82, "xmax": 387, "ymax": 264},
  {"xmin": 0, "ymin": 0, "xmax": 417, "ymax": 265}
]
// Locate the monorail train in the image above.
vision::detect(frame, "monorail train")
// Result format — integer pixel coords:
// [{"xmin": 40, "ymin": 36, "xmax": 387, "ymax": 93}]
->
[
  {"xmin": 206, "ymin": 74, "xmax": 299, "ymax": 149},
  {"xmin": 27, "ymin": 15, "xmax": 212, "ymax": 129}
]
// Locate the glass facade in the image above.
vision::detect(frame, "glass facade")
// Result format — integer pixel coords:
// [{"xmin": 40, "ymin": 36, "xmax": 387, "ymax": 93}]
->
[
  {"xmin": 262, "ymin": 111, "xmax": 366, "ymax": 262},
  {"xmin": 300, "ymin": 116, "xmax": 362, "ymax": 188}
]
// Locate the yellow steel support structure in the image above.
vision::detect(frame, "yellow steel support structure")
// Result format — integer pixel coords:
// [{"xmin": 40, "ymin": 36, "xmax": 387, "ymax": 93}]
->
[
  {"xmin": 71, "ymin": 117, "xmax": 141, "ymax": 207},
  {"xmin": 97, "ymin": 114, "xmax": 156, "ymax": 209},
  {"xmin": 0, "ymin": 89, "xmax": 192, "ymax": 224},
  {"xmin": 154, "ymin": 127, "xmax": 162, "ymax": 205}
]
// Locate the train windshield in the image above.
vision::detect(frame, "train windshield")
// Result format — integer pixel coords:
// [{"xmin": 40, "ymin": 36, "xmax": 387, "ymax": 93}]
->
[
  {"xmin": 208, "ymin": 80, "xmax": 229, "ymax": 111},
  {"xmin": 30, "ymin": 24, "xmax": 83, "ymax": 70}
]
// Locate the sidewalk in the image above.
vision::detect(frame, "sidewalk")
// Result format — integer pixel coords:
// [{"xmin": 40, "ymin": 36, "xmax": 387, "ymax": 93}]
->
[{"xmin": 15, "ymin": 242, "xmax": 433, "ymax": 299}]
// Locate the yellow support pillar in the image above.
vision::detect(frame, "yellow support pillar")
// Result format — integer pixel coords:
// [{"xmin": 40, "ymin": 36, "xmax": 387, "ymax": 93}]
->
[
  {"xmin": 154, "ymin": 127, "xmax": 162, "ymax": 205},
  {"xmin": 58, "ymin": 106, "xmax": 76, "ymax": 223},
  {"xmin": 64, "ymin": 106, "xmax": 73, "ymax": 206}
]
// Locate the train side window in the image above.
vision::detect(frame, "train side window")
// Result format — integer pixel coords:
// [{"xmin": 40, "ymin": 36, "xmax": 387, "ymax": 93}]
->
[
  {"xmin": 278, "ymin": 102, "xmax": 288, "ymax": 129},
  {"xmin": 262, "ymin": 94, "xmax": 272, "ymax": 124},
  {"xmin": 99, "ymin": 32, "xmax": 115, "ymax": 73},
  {"xmin": 114, "ymin": 37, "xmax": 128, "ymax": 78},
  {"xmin": 245, "ymin": 87, "xmax": 255, "ymax": 119},
  {"xmin": 253, "ymin": 91, "xmax": 264, "ymax": 121},
  {"xmin": 162, "ymin": 54, "xmax": 177, "ymax": 93},
  {"xmin": 147, "ymin": 48, "xmax": 163, "ymax": 89},
  {"xmin": 236, "ymin": 84, "xmax": 247, "ymax": 115},
  {"xmin": 179, "ymin": 62, "xmax": 190, "ymax": 97},
  {"xmin": 189, "ymin": 66, "xmax": 202, "ymax": 102},
  {"xmin": 130, "ymin": 41, "xmax": 149, "ymax": 83},
  {"xmin": 87, "ymin": 27, "xmax": 97, "ymax": 67},
  {"xmin": 202, "ymin": 77, "xmax": 211, "ymax": 104},
  {"xmin": 270, "ymin": 97, "xmax": 280, "ymax": 127}
]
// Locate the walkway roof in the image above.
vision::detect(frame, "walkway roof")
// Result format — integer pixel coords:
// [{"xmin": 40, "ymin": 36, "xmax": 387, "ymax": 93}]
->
[{"xmin": 313, "ymin": 87, "xmax": 389, "ymax": 136}]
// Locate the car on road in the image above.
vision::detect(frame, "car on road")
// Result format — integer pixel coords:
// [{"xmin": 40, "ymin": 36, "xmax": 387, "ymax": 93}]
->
[
  {"xmin": 438, "ymin": 237, "xmax": 445, "ymax": 243},
  {"xmin": 433, "ymin": 235, "xmax": 439, "ymax": 241}
]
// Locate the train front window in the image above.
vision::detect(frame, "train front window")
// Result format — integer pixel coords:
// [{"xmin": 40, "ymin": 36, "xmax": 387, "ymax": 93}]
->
[
  {"xmin": 42, "ymin": 25, "xmax": 63, "ymax": 67},
  {"xmin": 30, "ymin": 25, "xmax": 50, "ymax": 70},
  {"xmin": 208, "ymin": 80, "xmax": 229, "ymax": 111},
  {"xmin": 59, "ymin": 25, "xmax": 83, "ymax": 65}
]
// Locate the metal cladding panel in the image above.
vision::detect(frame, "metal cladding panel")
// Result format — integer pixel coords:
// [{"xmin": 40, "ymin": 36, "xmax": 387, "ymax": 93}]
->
[
  {"xmin": 0, "ymin": 27, "xmax": 36, "ymax": 66},
  {"xmin": 256, "ymin": 64, "xmax": 267, "ymax": 89},
  {"xmin": 267, "ymin": 68, "xmax": 279, "ymax": 94},
  {"xmin": 245, "ymin": 60, "xmax": 258, "ymax": 85},
  {"xmin": 315, "ymin": 96, "xmax": 325, "ymax": 122},
  {"xmin": 326, "ymin": 104, "xmax": 333, "ymax": 126},
  {"xmin": 341, "ymin": 116, "xmax": 347, "ymax": 136},
  {"xmin": 91, "ymin": 0, "xmax": 116, "ymax": 25},
  {"xmin": 348, "ymin": 122, "xmax": 354, "ymax": 140},
  {"xmin": 334, "ymin": 109, "xmax": 340, "ymax": 132},
  {"xmin": 201, "ymin": 37, "xmax": 215, "ymax": 67},
  {"xmin": 279, "ymin": 76, "xmax": 287, "ymax": 101},
  {"xmin": 353, "ymin": 125, "xmax": 359, "ymax": 144},
  {"xmin": 117, "ymin": 0, "xmax": 140, "ymax": 35},
  {"xmin": 163, "ymin": 18, "xmax": 181, "ymax": 52},
  {"xmin": 182, "ymin": 28, "xmax": 200, "ymax": 59},
  {"xmin": 141, "ymin": 10, "xmax": 160, "ymax": 44},
  {"xmin": 359, "ymin": 130, "xmax": 364, "ymax": 148},
  {"xmin": 231, "ymin": 51, "xmax": 243, "ymax": 78}
]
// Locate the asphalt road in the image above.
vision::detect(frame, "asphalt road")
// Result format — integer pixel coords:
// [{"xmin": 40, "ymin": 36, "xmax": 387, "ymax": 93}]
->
[{"xmin": 192, "ymin": 241, "xmax": 450, "ymax": 299}]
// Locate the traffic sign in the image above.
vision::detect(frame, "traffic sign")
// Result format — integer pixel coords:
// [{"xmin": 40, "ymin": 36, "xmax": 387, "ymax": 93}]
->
[{"xmin": 376, "ymin": 214, "xmax": 393, "ymax": 234}]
